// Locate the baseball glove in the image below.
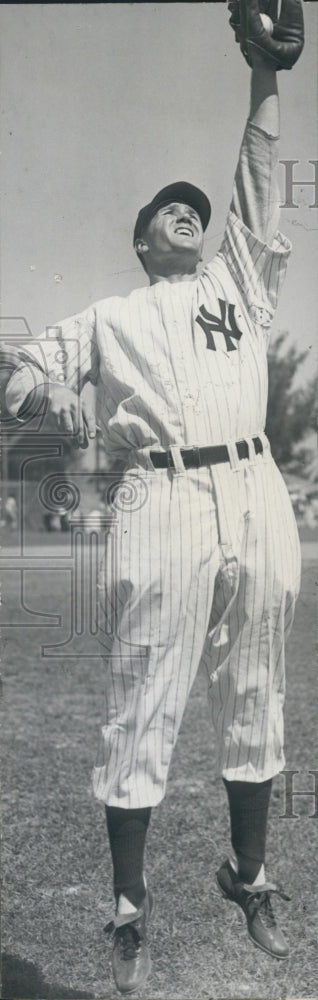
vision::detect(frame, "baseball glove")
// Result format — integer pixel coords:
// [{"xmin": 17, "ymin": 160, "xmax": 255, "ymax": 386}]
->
[{"xmin": 228, "ymin": 0, "xmax": 304, "ymax": 70}]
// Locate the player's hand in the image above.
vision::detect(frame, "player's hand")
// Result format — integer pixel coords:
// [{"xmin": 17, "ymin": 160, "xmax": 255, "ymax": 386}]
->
[
  {"xmin": 228, "ymin": 0, "xmax": 304, "ymax": 71},
  {"xmin": 46, "ymin": 382, "xmax": 97, "ymax": 449}
]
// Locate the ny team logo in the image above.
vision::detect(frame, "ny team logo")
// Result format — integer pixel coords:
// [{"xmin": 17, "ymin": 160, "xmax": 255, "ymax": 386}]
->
[{"xmin": 196, "ymin": 298, "xmax": 243, "ymax": 353}]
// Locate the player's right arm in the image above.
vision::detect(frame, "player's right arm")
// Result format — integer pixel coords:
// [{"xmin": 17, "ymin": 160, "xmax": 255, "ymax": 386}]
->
[
  {"xmin": 2, "ymin": 304, "xmax": 98, "ymax": 448},
  {"xmin": 17, "ymin": 381, "xmax": 97, "ymax": 448}
]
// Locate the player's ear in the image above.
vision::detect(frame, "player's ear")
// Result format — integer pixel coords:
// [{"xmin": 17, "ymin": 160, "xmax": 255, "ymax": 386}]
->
[{"xmin": 135, "ymin": 237, "xmax": 149, "ymax": 256}]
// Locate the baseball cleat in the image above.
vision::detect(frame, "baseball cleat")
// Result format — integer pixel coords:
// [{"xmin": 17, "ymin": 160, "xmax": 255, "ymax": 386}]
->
[
  {"xmin": 216, "ymin": 859, "xmax": 290, "ymax": 959},
  {"xmin": 106, "ymin": 889, "xmax": 155, "ymax": 994}
]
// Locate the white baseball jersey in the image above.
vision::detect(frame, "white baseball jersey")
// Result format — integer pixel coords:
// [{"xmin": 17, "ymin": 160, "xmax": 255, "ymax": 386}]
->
[{"xmin": 5, "ymin": 121, "xmax": 301, "ymax": 807}]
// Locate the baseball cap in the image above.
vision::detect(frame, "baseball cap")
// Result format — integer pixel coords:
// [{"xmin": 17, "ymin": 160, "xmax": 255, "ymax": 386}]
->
[{"xmin": 133, "ymin": 181, "xmax": 211, "ymax": 245}]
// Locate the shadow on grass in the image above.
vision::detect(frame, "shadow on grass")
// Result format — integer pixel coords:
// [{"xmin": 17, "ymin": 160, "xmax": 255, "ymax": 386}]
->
[{"xmin": 1, "ymin": 953, "xmax": 95, "ymax": 1000}]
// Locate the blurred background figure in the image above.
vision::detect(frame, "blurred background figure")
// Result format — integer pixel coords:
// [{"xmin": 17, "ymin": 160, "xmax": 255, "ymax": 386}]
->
[{"xmin": 4, "ymin": 495, "xmax": 17, "ymax": 532}]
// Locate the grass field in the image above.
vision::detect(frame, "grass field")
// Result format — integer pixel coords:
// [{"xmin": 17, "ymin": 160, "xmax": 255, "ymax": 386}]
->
[{"xmin": 1, "ymin": 543, "xmax": 317, "ymax": 1000}]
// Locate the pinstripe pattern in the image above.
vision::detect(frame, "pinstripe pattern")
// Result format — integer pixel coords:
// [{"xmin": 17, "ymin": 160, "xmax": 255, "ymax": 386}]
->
[
  {"xmin": 93, "ymin": 456, "xmax": 300, "ymax": 807},
  {"xmin": 94, "ymin": 469, "xmax": 220, "ymax": 806},
  {"xmin": 201, "ymin": 455, "xmax": 301, "ymax": 784},
  {"xmin": 4, "ymin": 121, "xmax": 301, "ymax": 808},
  {"xmin": 6, "ymin": 224, "xmax": 288, "ymax": 456}
]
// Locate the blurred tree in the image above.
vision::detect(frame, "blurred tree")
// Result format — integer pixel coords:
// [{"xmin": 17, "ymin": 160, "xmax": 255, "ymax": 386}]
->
[{"xmin": 265, "ymin": 332, "xmax": 316, "ymax": 469}]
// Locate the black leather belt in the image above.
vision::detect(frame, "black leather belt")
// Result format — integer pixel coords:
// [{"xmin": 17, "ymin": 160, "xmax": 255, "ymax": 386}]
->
[{"xmin": 150, "ymin": 437, "xmax": 263, "ymax": 469}]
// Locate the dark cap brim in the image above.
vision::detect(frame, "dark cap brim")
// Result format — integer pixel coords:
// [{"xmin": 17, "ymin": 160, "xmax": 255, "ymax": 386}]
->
[{"xmin": 133, "ymin": 181, "xmax": 211, "ymax": 245}]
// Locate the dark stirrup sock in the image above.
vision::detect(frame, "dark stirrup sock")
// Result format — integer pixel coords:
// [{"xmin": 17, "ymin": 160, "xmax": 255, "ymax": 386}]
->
[
  {"xmin": 106, "ymin": 805, "xmax": 151, "ymax": 908},
  {"xmin": 223, "ymin": 778, "xmax": 272, "ymax": 884}
]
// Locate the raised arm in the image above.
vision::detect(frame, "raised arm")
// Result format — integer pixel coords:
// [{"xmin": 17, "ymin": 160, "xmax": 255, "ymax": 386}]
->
[
  {"xmin": 249, "ymin": 50, "xmax": 278, "ymax": 137},
  {"xmin": 230, "ymin": 54, "xmax": 280, "ymax": 244},
  {"xmin": 228, "ymin": 0, "xmax": 304, "ymax": 243}
]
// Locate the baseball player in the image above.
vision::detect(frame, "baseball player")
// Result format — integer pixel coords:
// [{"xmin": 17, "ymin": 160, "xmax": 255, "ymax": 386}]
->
[{"xmin": 2, "ymin": 0, "xmax": 304, "ymax": 993}]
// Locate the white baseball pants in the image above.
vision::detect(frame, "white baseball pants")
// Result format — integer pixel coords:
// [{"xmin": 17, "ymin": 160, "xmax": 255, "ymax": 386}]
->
[{"xmin": 93, "ymin": 448, "xmax": 301, "ymax": 807}]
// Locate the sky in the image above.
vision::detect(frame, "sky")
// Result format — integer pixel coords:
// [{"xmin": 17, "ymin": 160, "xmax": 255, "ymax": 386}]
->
[{"xmin": 1, "ymin": 2, "xmax": 317, "ymax": 383}]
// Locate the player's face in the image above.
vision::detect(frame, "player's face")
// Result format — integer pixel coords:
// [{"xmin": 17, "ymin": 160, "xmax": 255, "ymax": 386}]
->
[{"xmin": 142, "ymin": 202, "xmax": 204, "ymax": 273}]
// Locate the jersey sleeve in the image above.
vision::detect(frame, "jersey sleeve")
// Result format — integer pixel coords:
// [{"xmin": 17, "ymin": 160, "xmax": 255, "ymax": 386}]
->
[
  {"xmin": 217, "ymin": 210, "xmax": 291, "ymax": 329},
  {"xmin": 230, "ymin": 120, "xmax": 281, "ymax": 245},
  {"xmin": 4, "ymin": 304, "xmax": 98, "ymax": 419},
  {"xmin": 209, "ymin": 121, "xmax": 292, "ymax": 329}
]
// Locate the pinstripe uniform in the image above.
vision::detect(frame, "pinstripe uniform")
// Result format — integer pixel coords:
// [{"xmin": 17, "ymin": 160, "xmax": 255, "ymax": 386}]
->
[{"xmin": 5, "ymin": 122, "xmax": 301, "ymax": 808}]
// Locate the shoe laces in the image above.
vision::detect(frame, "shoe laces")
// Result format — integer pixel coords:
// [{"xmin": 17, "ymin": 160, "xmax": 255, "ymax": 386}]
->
[
  {"xmin": 116, "ymin": 922, "xmax": 142, "ymax": 961},
  {"xmin": 251, "ymin": 890, "xmax": 276, "ymax": 925},
  {"xmin": 104, "ymin": 911, "xmax": 144, "ymax": 961},
  {"xmin": 243, "ymin": 884, "xmax": 290, "ymax": 924}
]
